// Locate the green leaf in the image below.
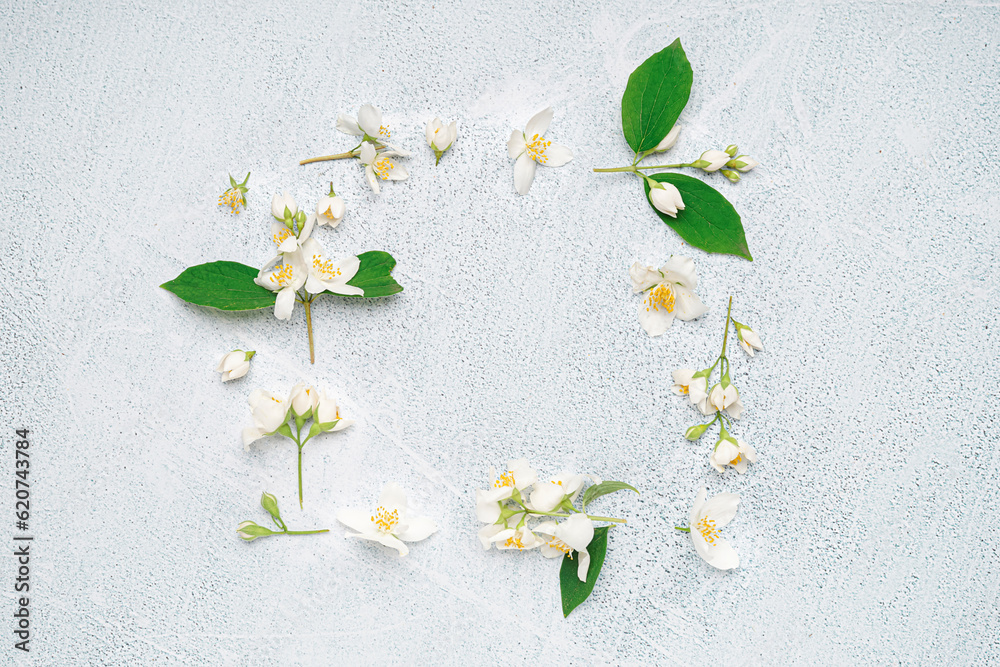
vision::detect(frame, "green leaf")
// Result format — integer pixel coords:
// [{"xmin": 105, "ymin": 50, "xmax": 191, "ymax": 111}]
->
[
  {"xmin": 161, "ymin": 261, "xmax": 277, "ymax": 310},
  {"xmin": 560, "ymin": 526, "xmax": 610, "ymax": 617},
  {"xmin": 644, "ymin": 173, "xmax": 752, "ymax": 260},
  {"xmin": 581, "ymin": 481, "xmax": 639, "ymax": 511},
  {"xmin": 330, "ymin": 251, "xmax": 403, "ymax": 299},
  {"xmin": 621, "ymin": 39, "xmax": 693, "ymax": 153}
]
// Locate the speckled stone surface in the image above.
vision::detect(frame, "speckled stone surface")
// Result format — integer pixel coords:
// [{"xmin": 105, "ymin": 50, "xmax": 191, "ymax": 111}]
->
[{"xmin": 1, "ymin": 0, "xmax": 998, "ymax": 664}]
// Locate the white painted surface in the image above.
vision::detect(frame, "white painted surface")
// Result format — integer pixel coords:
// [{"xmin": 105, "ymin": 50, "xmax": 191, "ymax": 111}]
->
[{"xmin": 2, "ymin": 0, "xmax": 998, "ymax": 664}]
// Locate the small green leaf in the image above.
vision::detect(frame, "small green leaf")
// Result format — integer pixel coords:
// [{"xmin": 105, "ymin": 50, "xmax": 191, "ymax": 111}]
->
[
  {"xmin": 581, "ymin": 482, "xmax": 639, "ymax": 511},
  {"xmin": 621, "ymin": 39, "xmax": 693, "ymax": 153},
  {"xmin": 161, "ymin": 261, "xmax": 277, "ymax": 310},
  {"xmin": 330, "ymin": 251, "xmax": 403, "ymax": 299},
  {"xmin": 560, "ymin": 526, "xmax": 610, "ymax": 617},
  {"xmin": 644, "ymin": 173, "xmax": 752, "ymax": 260}
]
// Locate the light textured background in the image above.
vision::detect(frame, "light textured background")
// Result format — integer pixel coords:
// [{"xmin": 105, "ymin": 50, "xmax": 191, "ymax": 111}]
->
[{"xmin": 1, "ymin": 0, "xmax": 998, "ymax": 664}]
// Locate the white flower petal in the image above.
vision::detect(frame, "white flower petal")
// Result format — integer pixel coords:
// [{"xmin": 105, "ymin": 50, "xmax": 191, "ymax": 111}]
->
[
  {"xmin": 365, "ymin": 165, "xmax": 380, "ymax": 194},
  {"xmin": 396, "ymin": 516, "xmax": 438, "ymax": 542},
  {"xmin": 336, "ymin": 113, "xmax": 363, "ymax": 136},
  {"xmin": 673, "ymin": 289, "xmax": 709, "ymax": 321},
  {"xmin": 543, "ymin": 143, "xmax": 573, "ymax": 167},
  {"xmin": 507, "ymin": 130, "xmax": 526, "ymax": 159},
  {"xmin": 659, "ymin": 256, "xmax": 698, "ymax": 289},
  {"xmin": 513, "ymin": 152, "xmax": 536, "ymax": 195},
  {"xmin": 357, "ymin": 104, "xmax": 383, "ymax": 137},
  {"xmin": 637, "ymin": 296, "xmax": 675, "ymax": 336},
  {"xmin": 336, "ymin": 509, "xmax": 374, "ymax": 535},
  {"xmin": 524, "ymin": 107, "xmax": 553, "ymax": 137},
  {"xmin": 274, "ymin": 286, "xmax": 296, "ymax": 320}
]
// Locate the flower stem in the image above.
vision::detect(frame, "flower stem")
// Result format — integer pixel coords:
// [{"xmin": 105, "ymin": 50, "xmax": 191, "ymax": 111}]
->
[
  {"xmin": 528, "ymin": 509, "xmax": 627, "ymax": 524},
  {"xmin": 720, "ymin": 296, "xmax": 734, "ymax": 359},
  {"xmin": 674, "ymin": 526, "xmax": 691, "ymax": 533},
  {"xmin": 634, "ymin": 163, "xmax": 692, "ymax": 170},
  {"xmin": 299, "ymin": 150, "xmax": 358, "ymax": 165},
  {"xmin": 284, "ymin": 529, "xmax": 329, "ymax": 536},
  {"xmin": 303, "ymin": 297, "xmax": 315, "ymax": 364},
  {"xmin": 592, "ymin": 165, "xmax": 639, "ymax": 173},
  {"xmin": 297, "ymin": 445, "xmax": 304, "ymax": 509}
]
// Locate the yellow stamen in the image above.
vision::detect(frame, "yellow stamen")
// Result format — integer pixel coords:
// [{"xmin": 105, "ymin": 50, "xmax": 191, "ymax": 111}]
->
[
  {"xmin": 494, "ymin": 471, "xmax": 515, "ymax": 488},
  {"xmin": 697, "ymin": 515, "xmax": 721, "ymax": 545},
  {"xmin": 374, "ymin": 157, "xmax": 394, "ymax": 180},
  {"xmin": 547, "ymin": 537, "xmax": 572, "ymax": 556},
  {"xmin": 267, "ymin": 263, "xmax": 295, "ymax": 287},
  {"xmin": 524, "ymin": 133, "xmax": 552, "ymax": 164},
  {"xmin": 503, "ymin": 535, "xmax": 526, "ymax": 549},
  {"xmin": 218, "ymin": 188, "xmax": 243, "ymax": 214},
  {"xmin": 645, "ymin": 283, "xmax": 675, "ymax": 313},
  {"xmin": 371, "ymin": 506, "xmax": 399, "ymax": 532},
  {"xmin": 379, "ymin": 125, "xmax": 391, "ymax": 139},
  {"xmin": 311, "ymin": 254, "xmax": 343, "ymax": 281},
  {"xmin": 273, "ymin": 227, "xmax": 293, "ymax": 247}
]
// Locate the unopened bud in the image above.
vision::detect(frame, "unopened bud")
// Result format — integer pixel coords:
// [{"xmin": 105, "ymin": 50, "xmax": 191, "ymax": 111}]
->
[
  {"xmin": 260, "ymin": 492, "xmax": 281, "ymax": 521},
  {"xmin": 725, "ymin": 144, "xmax": 739, "ymax": 157},
  {"xmin": 685, "ymin": 423, "xmax": 710, "ymax": 440},
  {"xmin": 721, "ymin": 169, "xmax": 740, "ymax": 183},
  {"xmin": 237, "ymin": 521, "xmax": 276, "ymax": 542},
  {"xmin": 726, "ymin": 155, "xmax": 759, "ymax": 173}
]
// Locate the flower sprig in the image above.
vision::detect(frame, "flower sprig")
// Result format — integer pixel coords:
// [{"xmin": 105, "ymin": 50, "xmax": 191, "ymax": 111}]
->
[
  {"xmin": 299, "ymin": 104, "xmax": 410, "ymax": 194},
  {"xmin": 219, "ymin": 172, "xmax": 250, "ymax": 214},
  {"xmin": 672, "ymin": 297, "xmax": 763, "ymax": 474},
  {"xmin": 242, "ymin": 384, "xmax": 353, "ymax": 509},
  {"xmin": 476, "ymin": 459, "xmax": 638, "ymax": 617},
  {"xmin": 591, "ymin": 39, "xmax": 754, "ymax": 260},
  {"xmin": 237, "ymin": 492, "xmax": 329, "ymax": 541}
]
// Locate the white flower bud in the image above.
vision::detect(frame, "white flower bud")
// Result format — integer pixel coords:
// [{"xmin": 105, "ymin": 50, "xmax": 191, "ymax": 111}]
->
[
  {"xmin": 216, "ymin": 349, "xmax": 254, "ymax": 382},
  {"xmin": 316, "ymin": 195, "xmax": 345, "ymax": 228},
  {"xmin": 648, "ymin": 181, "xmax": 686, "ymax": 218},
  {"xmin": 696, "ymin": 150, "xmax": 730, "ymax": 173},
  {"xmin": 738, "ymin": 325, "xmax": 763, "ymax": 356},
  {"xmin": 726, "ymin": 155, "xmax": 759, "ymax": 173},
  {"xmin": 724, "ymin": 144, "xmax": 739, "ymax": 157},
  {"xmin": 652, "ymin": 125, "xmax": 681, "ymax": 152},
  {"xmin": 288, "ymin": 384, "xmax": 318, "ymax": 419}
]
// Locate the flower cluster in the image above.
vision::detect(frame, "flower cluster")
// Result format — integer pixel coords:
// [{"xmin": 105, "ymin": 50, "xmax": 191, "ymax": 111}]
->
[
  {"xmin": 242, "ymin": 384, "xmax": 352, "ymax": 508},
  {"xmin": 672, "ymin": 297, "xmax": 762, "ymax": 475},
  {"xmin": 691, "ymin": 144, "xmax": 759, "ymax": 183},
  {"xmin": 475, "ymin": 459, "xmax": 634, "ymax": 583},
  {"xmin": 629, "ymin": 256, "xmax": 708, "ymax": 336}
]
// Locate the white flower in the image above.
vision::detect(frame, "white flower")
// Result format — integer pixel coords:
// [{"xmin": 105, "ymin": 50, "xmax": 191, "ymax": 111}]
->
[
  {"xmin": 652, "ymin": 125, "xmax": 681, "ymax": 152},
  {"xmin": 316, "ymin": 194, "xmax": 345, "ymax": 228},
  {"xmin": 535, "ymin": 513, "xmax": 595, "ymax": 581},
  {"xmin": 270, "ymin": 221, "xmax": 307, "ymax": 254},
  {"xmin": 475, "ymin": 459, "xmax": 538, "ymax": 524},
  {"xmin": 336, "ymin": 483, "xmax": 438, "ymax": 557},
  {"xmin": 697, "ymin": 149, "xmax": 730, "ymax": 173},
  {"xmin": 529, "ymin": 472, "xmax": 588, "ymax": 513},
  {"xmin": 629, "ymin": 257, "xmax": 709, "ymax": 337},
  {"xmin": 671, "ymin": 369, "xmax": 711, "ymax": 414},
  {"xmin": 688, "ymin": 488, "xmax": 740, "ymax": 570},
  {"xmin": 315, "ymin": 389, "xmax": 352, "ymax": 430},
  {"xmin": 358, "ymin": 142, "xmax": 409, "ymax": 194},
  {"xmin": 255, "ymin": 253, "xmax": 307, "ymax": 320},
  {"xmin": 490, "ymin": 524, "xmax": 545, "ymax": 551},
  {"xmin": 648, "ymin": 181, "xmax": 685, "ymax": 218},
  {"xmin": 426, "ymin": 117, "xmax": 458, "ymax": 160},
  {"xmin": 337, "ymin": 103, "xmax": 394, "ymax": 146},
  {"xmin": 216, "ymin": 349, "xmax": 253, "ymax": 382},
  {"xmin": 708, "ymin": 383, "xmax": 744, "ymax": 419},
  {"xmin": 507, "ymin": 107, "xmax": 573, "ymax": 195},
  {"xmin": 271, "ymin": 192, "xmax": 297, "ymax": 222},
  {"xmin": 737, "ymin": 325, "xmax": 763, "ymax": 356},
  {"xmin": 727, "ymin": 155, "xmax": 759, "ymax": 173},
  {"xmin": 288, "ymin": 383, "xmax": 318, "ymax": 418},
  {"xmin": 241, "ymin": 389, "xmax": 290, "ymax": 449},
  {"xmin": 299, "ymin": 238, "xmax": 363, "ymax": 296},
  {"xmin": 710, "ymin": 437, "xmax": 757, "ymax": 474}
]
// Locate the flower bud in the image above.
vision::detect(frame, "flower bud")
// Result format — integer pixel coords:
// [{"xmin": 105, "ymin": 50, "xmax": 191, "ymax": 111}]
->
[
  {"xmin": 426, "ymin": 117, "xmax": 458, "ymax": 164},
  {"xmin": 288, "ymin": 384, "xmax": 318, "ymax": 419},
  {"xmin": 724, "ymin": 144, "xmax": 739, "ymax": 157},
  {"xmin": 236, "ymin": 521, "xmax": 276, "ymax": 542},
  {"xmin": 697, "ymin": 150, "xmax": 730, "ymax": 173},
  {"xmin": 726, "ymin": 155, "xmax": 759, "ymax": 173},
  {"xmin": 647, "ymin": 181, "xmax": 686, "ymax": 218},
  {"xmin": 217, "ymin": 349, "xmax": 254, "ymax": 382},
  {"xmin": 652, "ymin": 125, "xmax": 681, "ymax": 152},
  {"xmin": 737, "ymin": 324, "xmax": 763, "ymax": 356},
  {"xmin": 316, "ymin": 191, "xmax": 345, "ymax": 228},
  {"xmin": 685, "ymin": 423, "xmax": 709, "ymax": 440},
  {"xmin": 271, "ymin": 192, "xmax": 297, "ymax": 222},
  {"xmin": 260, "ymin": 492, "xmax": 281, "ymax": 522},
  {"xmin": 721, "ymin": 169, "xmax": 740, "ymax": 183}
]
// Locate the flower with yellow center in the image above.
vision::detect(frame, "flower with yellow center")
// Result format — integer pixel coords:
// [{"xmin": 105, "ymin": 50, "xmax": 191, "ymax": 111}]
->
[
  {"xmin": 298, "ymin": 238, "xmax": 363, "ymax": 296},
  {"xmin": 688, "ymin": 488, "xmax": 740, "ymax": 570},
  {"xmin": 255, "ymin": 252, "xmax": 307, "ymax": 321},
  {"xmin": 425, "ymin": 117, "xmax": 458, "ymax": 164},
  {"xmin": 534, "ymin": 513, "xmax": 596, "ymax": 581},
  {"xmin": 358, "ymin": 142, "xmax": 409, "ymax": 194},
  {"xmin": 507, "ymin": 107, "xmax": 573, "ymax": 195},
  {"xmin": 671, "ymin": 368, "xmax": 711, "ymax": 414},
  {"xmin": 337, "ymin": 104, "xmax": 395, "ymax": 146},
  {"xmin": 241, "ymin": 389, "xmax": 291, "ymax": 449},
  {"xmin": 475, "ymin": 459, "xmax": 538, "ymax": 524},
  {"xmin": 629, "ymin": 256, "xmax": 708, "ymax": 337},
  {"xmin": 315, "ymin": 184, "xmax": 345, "ymax": 228},
  {"xmin": 490, "ymin": 524, "xmax": 544, "ymax": 552},
  {"xmin": 529, "ymin": 472, "xmax": 593, "ymax": 513},
  {"xmin": 709, "ymin": 435, "xmax": 757, "ymax": 474},
  {"xmin": 337, "ymin": 483, "xmax": 438, "ymax": 557}
]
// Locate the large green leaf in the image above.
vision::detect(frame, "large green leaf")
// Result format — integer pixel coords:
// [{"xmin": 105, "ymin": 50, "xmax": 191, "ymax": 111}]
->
[
  {"xmin": 644, "ymin": 173, "xmax": 752, "ymax": 260},
  {"xmin": 161, "ymin": 261, "xmax": 277, "ymax": 310},
  {"xmin": 621, "ymin": 40, "xmax": 693, "ymax": 153},
  {"xmin": 335, "ymin": 251, "xmax": 403, "ymax": 298},
  {"xmin": 581, "ymin": 481, "xmax": 639, "ymax": 511},
  {"xmin": 560, "ymin": 526, "xmax": 610, "ymax": 618}
]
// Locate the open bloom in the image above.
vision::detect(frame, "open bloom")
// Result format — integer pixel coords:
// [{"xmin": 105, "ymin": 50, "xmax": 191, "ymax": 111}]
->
[
  {"xmin": 337, "ymin": 103, "xmax": 393, "ymax": 145},
  {"xmin": 696, "ymin": 149, "xmax": 730, "ymax": 173},
  {"xmin": 490, "ymin": 524, "xmax": 545, "ymax": 551},
  {"xmin": 689, "ymin": 488, "xmax": 740, "ymax": 569},
  {"xmin": 648, "ymin": 181, "xmax": 685, "ymax": 218},
  {"xmin": 529, "ymin": 472, "xmax": 589, "ymax": 512},
  {"xmin": 708, "ymin": 383, "xmax": 744, "ymax": 419},
  {"xmin": 426, "ymin": 117, "xmax": 457, "ymax": 163},
  {"xmin": 242, "ymin": 389, "xmax": 290, "ymax": 449},
  {"xmin": 255, "ymin": 253, "xmax": 307, "ymax": 320},
  {"xmin": 671, "ymin": 369, "xmax": 711, "ymax": 413},
  {"xmin": 217, "ymin": 349, "xmax": 254, "ymax": 382},
  {"xmin": 358, "ymin": 142, "xmax": 408, "ymax": 194},
  {"xmin": 535, "ymin": 513, "xmax": 595, "ymax": 581},
  {"xmin": 629, "ymin": 256, "xmax": 709, "ymax": 336},
  {"xmin": 336, "ymin": 483, "xmax": 438, "ymax": 556},
  {"xmin": 475, "ymin": 459, "xmax": 537, "ymax": 523},
  {"xmin": 299, "ymin": 238, "xmax": 363, "ymax": 296},
  {"xmin": 507, "ymin": 107, "xmax": 573, "ymax": 195},
  {"xmin": 316, "ymin": 194, "xmax": 345, "ymax": 228},
  {"xmin": 710, "ymin": 437, "xmax": 757, "ymax": 474}
]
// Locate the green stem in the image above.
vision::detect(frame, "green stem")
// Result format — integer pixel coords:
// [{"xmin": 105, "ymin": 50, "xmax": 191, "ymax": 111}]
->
[
  {"xmin": 299, "ymin": 150, "xmax": 358, "ymax": 165},
  {"xmin": 634, "ymin": 162, "xmax": 693, "ymax": 170},
  {"xmin": 720, "ymin": 296, "xmax": 734, "ymax": 359},
  {"xmin": 528, "ymin": 509, "xmax": 627, "ymax": 524},
  {"xmin": 284, "ymin": 529, "xmax": 329, "ymax": 536},
  {"xmin": 297, "ymin": 445, "xmax": 304, "ymax": 509},
  {"xmin": 592, "ymin": 165, "xmax": 639, "ymax": 173},
  {"xmin": 674, "ymin": 526, "xmax": 691, "ymax": 533},
  {"xmin": 303, "ymin": 297, "xmax": 315, "ymax": 364}
]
